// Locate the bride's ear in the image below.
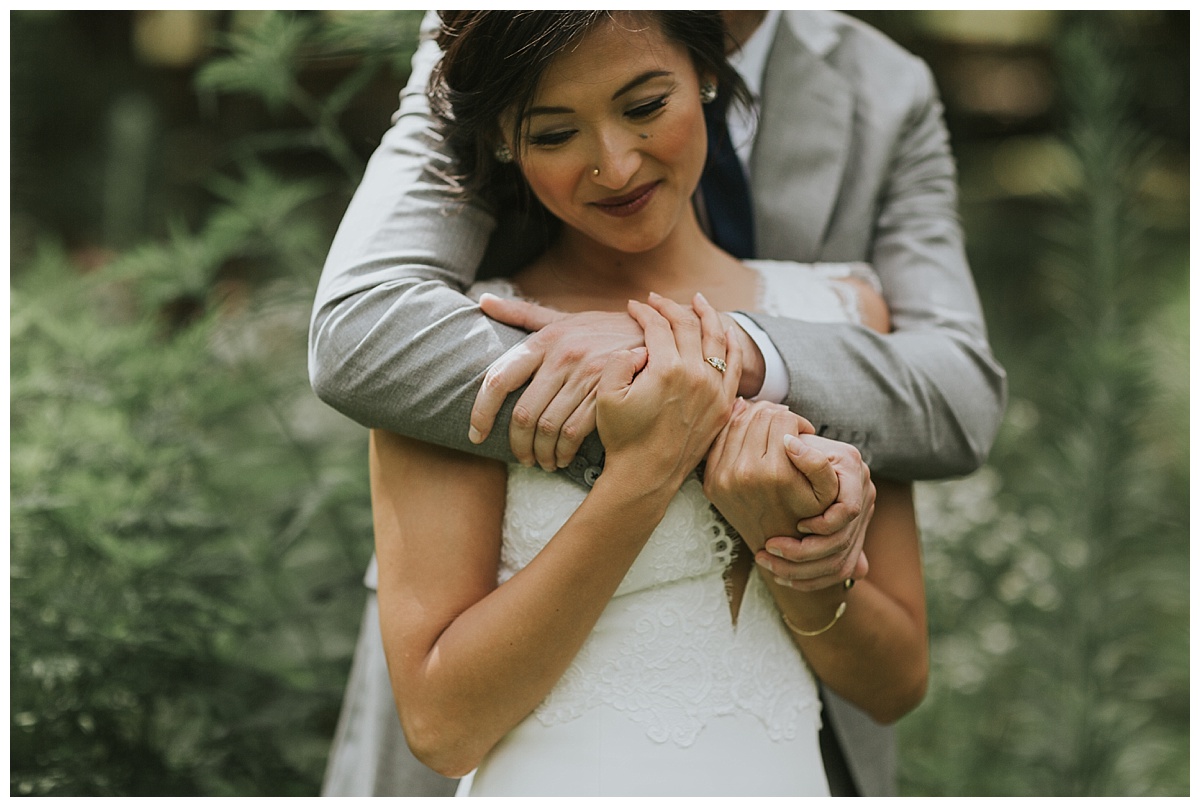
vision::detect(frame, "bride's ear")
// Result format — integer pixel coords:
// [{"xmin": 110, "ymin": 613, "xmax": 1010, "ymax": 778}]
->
[
  {"xmin": 493, "ymin": 114, "xmax": 520, "ymax": 165},
  {"xmin": 494, "ymin": 141, "xmax": 515, "ymax": 164}
]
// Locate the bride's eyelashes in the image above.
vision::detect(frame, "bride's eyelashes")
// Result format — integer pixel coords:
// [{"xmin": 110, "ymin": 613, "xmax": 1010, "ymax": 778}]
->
[
  {"xmin": 626, "ymin": 94, "xmax": 669, "ymax": 121},
  {"xmin": 525, "ymin": 93, "xmax": 673, "ymax": 149},
  {"xmin": 527, "ymin": 128, "xmax": 575, "ymax": 148}
]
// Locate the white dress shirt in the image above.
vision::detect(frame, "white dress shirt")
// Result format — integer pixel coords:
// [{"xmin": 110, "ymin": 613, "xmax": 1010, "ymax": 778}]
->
[{"xmin": 722, "ymin": 11, "xmax": 790, "ymax": 404}]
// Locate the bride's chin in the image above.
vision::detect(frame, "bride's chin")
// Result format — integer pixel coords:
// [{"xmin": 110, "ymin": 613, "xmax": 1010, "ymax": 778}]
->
[{"xmin": 589, "ymin": 223, "xmax": 676, "ymax": 255}]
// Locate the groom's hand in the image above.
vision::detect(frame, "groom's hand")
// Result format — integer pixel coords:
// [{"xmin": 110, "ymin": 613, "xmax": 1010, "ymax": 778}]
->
[
  {"xmin": 470, "ymin": 295, "xmax": 644, "ymax": 471},
  {"xmin": 472, "ymin": 295, "xmax": 767, "ymax": 472}
]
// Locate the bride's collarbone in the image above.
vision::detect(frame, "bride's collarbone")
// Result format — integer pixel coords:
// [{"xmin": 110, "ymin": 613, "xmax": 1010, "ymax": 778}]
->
[{"xmin": 512, "ymin": 262, "xmax": 760, "ymax": 314}]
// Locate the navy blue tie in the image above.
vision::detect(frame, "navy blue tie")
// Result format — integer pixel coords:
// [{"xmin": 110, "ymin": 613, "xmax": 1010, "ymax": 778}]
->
[{"xmin": 700, "ymin": 98, "xmax": 755, "ymax": 259}]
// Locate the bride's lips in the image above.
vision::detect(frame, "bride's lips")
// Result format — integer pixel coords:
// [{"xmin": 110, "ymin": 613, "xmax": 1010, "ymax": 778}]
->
[{"xmin": 590, "ymin": 181, "xmax": 660, "ymax": 218}]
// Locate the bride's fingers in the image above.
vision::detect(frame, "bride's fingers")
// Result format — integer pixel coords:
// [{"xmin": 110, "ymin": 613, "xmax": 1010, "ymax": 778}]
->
[
  {"xmin": 706, "ymin": 396, "xmax": 744, "ymax": 469},
  {"xmin": 721, "ymin": 325, "xmax": 744, "ymax": 401},
  {"xmin": 766, "ymin": 405, "xmax": 794, "ymax": 459},
  {"xmin": 597, "ymin": 346, "xmax": 649, "ymax": 398},
  {"xmin": 646, "ymin": 292, "xmax": 703, "ymax": 362},
  {"xmin": 714, "ymin": 396, "xmax": 753, "ymax": 472},
  {"xmin": 626, "ymin": 300, "xmax": 676, "ymax": 367},
  {"xmin": 691, "ymin": 293, "xmax": 728, "ymax": 377}
]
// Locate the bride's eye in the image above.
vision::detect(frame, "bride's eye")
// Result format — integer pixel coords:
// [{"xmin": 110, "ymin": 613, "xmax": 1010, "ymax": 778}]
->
[
  {"xmin": 528, "ymin": 129, "xmax": 575, "ymax": 148},
  {"xmin": 627, "ymin": 96, "xmax": 668, "ymax": 121}
]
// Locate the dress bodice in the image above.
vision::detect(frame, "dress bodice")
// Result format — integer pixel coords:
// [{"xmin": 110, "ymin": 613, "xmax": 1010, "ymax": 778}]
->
[
  {"xmin": 501, "ymin": 467, "xmax": 819, "ymax": 748},
  {"xmin": 472, "ymin": 260, "xmax": 875, "ymax": 751}
]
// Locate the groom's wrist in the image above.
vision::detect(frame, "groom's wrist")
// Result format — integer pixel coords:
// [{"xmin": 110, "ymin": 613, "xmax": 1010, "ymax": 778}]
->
[
  {"xmin": 720, "ymin": 312, "xmax": 764, "ymax": 397},
  {"xmin": 726, "ymin": 312, "xmax": 788, "ymax": 402}
]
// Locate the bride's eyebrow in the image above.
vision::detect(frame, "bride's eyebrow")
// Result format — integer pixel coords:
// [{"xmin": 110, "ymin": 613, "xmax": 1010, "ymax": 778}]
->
[
  {"xmin": 526, "ymin": 70, "xmax": 673, "ymax": 118},
  {"xmin": 611, "ymin": 70, "xmax": 671, "ymax": 100}
]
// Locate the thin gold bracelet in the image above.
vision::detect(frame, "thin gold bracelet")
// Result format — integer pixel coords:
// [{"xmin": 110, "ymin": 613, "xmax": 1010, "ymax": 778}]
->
[{"xmin": 782, "ymin": 601, "xmax": 848, "ymax": 637}]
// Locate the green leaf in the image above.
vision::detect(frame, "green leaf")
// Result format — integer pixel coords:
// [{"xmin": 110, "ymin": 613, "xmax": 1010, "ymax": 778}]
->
[{"xmin": 194, "ymin": 12, "xmax": 315, "ymax": 114}]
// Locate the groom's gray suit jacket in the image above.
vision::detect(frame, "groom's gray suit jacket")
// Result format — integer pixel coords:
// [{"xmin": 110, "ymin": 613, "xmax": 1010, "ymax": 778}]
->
[{"xmin": 310, "ymin": 10, "xmax": 1006, "ymax": 798}]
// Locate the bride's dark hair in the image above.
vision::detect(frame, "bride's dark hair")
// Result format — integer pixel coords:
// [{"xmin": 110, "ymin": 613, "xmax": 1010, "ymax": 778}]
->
[{"xmin": 428, "ymin": 11, "xmax": 752, "ymax": 203}]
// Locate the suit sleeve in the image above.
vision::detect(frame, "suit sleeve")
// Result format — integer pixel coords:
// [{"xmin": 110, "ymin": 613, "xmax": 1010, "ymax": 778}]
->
[
  {"xmin": 743, "ymin": 57, "xmax": 1007, "ymax": 480},
  {"xmin": 307, "ymin": 12, "xmax": 532, "ymax": 462}
]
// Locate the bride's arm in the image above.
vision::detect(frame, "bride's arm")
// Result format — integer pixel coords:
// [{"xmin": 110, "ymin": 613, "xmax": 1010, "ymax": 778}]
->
[
  {"xmin": 766, "ymin": 477, "xmax": 927, "ymax": 724},
  {"xmin": 701, "ymin": 276, "xmax": 891, "ymax": 590},
  {"xmin": 705, "ymin": 403, "xmax": 927, "ymax": 723},
  {"xmin": 374, "ymin": 294, "xmax": 742, "ymax": 777},
  {"xmin": 372, "ymin": 431, "xmax": 674, "ymax": 777}
]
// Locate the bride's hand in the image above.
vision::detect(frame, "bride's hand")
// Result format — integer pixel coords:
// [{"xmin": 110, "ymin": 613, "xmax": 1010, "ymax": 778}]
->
[
  {"xmin": 703, "ymin": 400, "xmax": 831, "ymax": 554},
  {"xmin": 596, "ymin": 292, "xmax": 742, "ymax": 492}
]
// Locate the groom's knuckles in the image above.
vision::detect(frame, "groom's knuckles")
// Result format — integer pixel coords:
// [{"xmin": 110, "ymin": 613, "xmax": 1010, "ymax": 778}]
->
[
  {"xmin": 482, "ymin": 343, "xmax": 542, "ymax": 398},
  {"xmin": 509, "ymin": 401, "xmax": 539, "ymax": 447},
  {"xmin": 557, "ymin": 413, "xmax": 586, "ymax": 448},
  {"xmin": 535, "ymin": 333, "xmax": 587, "ymax": 370},
  {"xmin": 577, "ymin": 355, "xmax": 610, "ymax": 384},
  {"xmin": 554, "ymin": 410, "xmax": 592, "ymax": 468}
]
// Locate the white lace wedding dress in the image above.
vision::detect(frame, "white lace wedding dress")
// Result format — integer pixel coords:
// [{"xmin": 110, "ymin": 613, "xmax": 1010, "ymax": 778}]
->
[{"xmin": 455, "ymin": 261, "xmax": 877, "ymax": 797}]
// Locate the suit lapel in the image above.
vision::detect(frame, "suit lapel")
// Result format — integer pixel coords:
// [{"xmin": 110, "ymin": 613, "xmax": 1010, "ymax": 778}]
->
[{"xmin": 751, "ymin": 13, "xmax": 853, "ymax": 261}]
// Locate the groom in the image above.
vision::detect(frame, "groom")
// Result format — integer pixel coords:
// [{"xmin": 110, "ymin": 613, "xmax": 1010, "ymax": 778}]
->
[{"xmin": 309, "ymin": 10, "xmax": 1006, "ymax": 797}]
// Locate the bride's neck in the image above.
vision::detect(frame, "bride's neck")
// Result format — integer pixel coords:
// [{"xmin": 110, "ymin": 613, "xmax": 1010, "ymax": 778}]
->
[{"xmin": 526, "ymin": 211, "xmax": 736, "ymax": 310}]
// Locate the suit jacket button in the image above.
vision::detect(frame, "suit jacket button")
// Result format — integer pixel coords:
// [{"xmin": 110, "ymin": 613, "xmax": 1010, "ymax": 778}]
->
[{"xmin": 582, "ymin": 466, "xmax": 601, "ymax": 487}]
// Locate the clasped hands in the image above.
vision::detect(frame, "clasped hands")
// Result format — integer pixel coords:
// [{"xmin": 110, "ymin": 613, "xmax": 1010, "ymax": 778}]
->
[{"xmin": 469, "ymin": 293, "xmax": 871, "ymax": 591}]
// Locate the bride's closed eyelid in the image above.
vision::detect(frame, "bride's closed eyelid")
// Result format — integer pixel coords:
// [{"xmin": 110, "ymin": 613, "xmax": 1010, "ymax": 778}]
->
[
  {"xmin": 527, "ymin": 129, "xmax": 575, "ymax": 147},
  {"xmin": 525, "ymin": 94, "xmax": 672, "ymax": 147},
  {"xmin": 627, "ymin": 95, "xmax": 669, "ymax": 118}
]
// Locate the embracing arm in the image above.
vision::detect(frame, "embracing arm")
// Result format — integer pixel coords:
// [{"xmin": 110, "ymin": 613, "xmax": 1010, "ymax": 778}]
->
[
  {"xmin": 743, "ymin": 58, "xmax": 1006, "ymax": 480},
  {"xmin": 307, "ymin": 12, "xmax": 543, "ymax": 462}
]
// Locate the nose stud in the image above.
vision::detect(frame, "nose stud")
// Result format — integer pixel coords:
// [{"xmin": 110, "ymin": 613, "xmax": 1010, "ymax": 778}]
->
[{"xmin": 592, "ymin": 168, "xmax": 600, "ymax": 177}]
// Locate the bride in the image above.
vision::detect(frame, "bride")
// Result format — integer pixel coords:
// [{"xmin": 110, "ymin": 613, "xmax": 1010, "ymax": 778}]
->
[{"xmin": 370, "ymin": 11, "xmax": 928, "ymax": 796}]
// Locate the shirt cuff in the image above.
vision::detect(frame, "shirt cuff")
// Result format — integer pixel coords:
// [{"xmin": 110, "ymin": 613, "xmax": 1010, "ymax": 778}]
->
[{"xmin": 728, "ymin": 312, "xmax": 789, "ymax": 404}]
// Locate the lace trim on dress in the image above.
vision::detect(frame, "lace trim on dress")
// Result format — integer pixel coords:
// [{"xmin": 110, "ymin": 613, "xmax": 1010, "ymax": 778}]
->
[
  {"xmin": 500, "ymin": 468, "xmax": 820, "ymax": 748},
  {"xmin": 535, "ymin": 571, "xmax": 822, "ymax": 748},
  {"xmin": 467, "ymin": 278, "xmax": 522, "ymax": 303},
  {"xmin": 498, "ymin": 469, "xmax": 734, "ymax": 596},
  {"xmin": 472, "ymin": 262, "xmax": 882, "ymax": 327},
  {"xmin": 746, "ymin": 259, "xmax": 880, "ymax": 326}
]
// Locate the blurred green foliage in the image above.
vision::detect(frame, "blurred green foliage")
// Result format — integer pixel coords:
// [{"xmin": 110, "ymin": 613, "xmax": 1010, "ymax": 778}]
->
[
  {"xmin": 10, "ymin": 10, "xmax": 421, "ymax": 796},
  {"xmin": 899, "ymin": 20, "xmax": 1189, "ymax": 797},
  {"xmin": 9, "ymin": 9, "xmax": 1189, "ymax": 797},
  {"xmin": 11, "ymin": 244, "xmax": 373, "ymax": 795}
]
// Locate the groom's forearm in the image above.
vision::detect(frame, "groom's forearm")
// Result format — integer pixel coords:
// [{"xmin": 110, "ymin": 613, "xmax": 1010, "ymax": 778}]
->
[
  {"xmin": 311, "ymin": 278, "xmax": 518, "ymax": 458},
  {"xmin": 307, "ymin": 17, "xmax": 534, "ymax": 464},
  {"xmin": 747, "ymin": 56, "xmax": 1006, "ymax": 480},
  {"xmin": 741, "ymin": 314, "xmax": 1006, "ymax": 480}
]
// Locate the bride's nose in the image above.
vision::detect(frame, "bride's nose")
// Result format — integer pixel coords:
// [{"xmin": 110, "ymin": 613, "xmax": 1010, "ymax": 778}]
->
[{"xmin": 589, "ymin": 128, "xmax": 643, "ymax": 190}]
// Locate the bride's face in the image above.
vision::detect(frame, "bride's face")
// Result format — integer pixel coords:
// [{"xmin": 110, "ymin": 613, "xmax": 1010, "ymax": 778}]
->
[{"xmin": 502, "ymin": 17, "xmax": 710, "ymax": 254}]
